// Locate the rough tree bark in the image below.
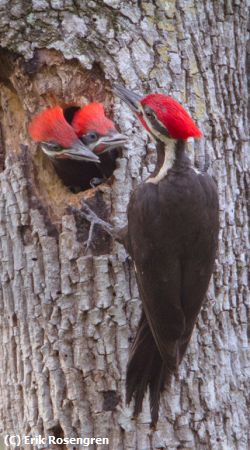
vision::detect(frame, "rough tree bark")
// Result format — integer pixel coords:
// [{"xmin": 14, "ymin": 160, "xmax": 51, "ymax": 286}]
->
[{"xmin": 0, "ymin": 1, "xmax": 249, "ymax": 449}]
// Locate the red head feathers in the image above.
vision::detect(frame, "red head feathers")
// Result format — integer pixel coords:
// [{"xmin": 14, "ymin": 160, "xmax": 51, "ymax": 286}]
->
[
  {"xmin": 71, "ymin": 103, "xmax": 115, "ymax": 136},
  {"xmin": 141, "ymin": 94, "xmax": 202, "ymax": 140},
  {"xmin": 28, "ymin": 106, "xmax": 79, "ymax": 148}
]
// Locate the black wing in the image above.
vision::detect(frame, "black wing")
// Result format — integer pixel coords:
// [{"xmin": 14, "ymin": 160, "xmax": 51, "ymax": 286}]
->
[{"xmin": 126, "ymin": 170, "xmax": 219, "ymax": 422}]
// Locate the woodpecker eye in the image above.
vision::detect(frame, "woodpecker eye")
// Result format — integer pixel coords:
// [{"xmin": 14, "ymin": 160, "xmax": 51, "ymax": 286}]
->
[
  {"xmin": 87, "ymin": 132, "xmax": 98, "ymax": 142},
  {"xmin": 41, "ymin": 141, "xmax": 62, "ymax": 152},
  {"xmin": 144, "ymin": 107, "xmax": 154, "ymax": 119},
  {"xmin": 81, "ymin": 132, "xmax": 99, "ymax": 146}
]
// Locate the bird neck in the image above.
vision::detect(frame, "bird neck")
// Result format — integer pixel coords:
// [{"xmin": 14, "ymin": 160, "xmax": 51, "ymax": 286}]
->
[{"xmin": 146, "ymin": 138, "xmax": 188, "ymax": 184}]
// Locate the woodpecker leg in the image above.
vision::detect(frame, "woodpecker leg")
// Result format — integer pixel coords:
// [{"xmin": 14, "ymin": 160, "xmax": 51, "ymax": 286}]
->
[
  {"xmin": 83, "ymin": 219, "xmax": 96, "ymax": 254},
  {"xmin": 70, "ymin": 202, "xmax": 127, "ymax": 252},
  {"xmin": 70, "ymin": 202, "xmax": 112, "ymax": 253},
  {"xmin": 68, "ymin": 204, "xmax": 98, "ymax": 252},
  {"xmin": 90, "ymin": 177, "xmax": 105, "ymax": 188},
  {"xmin": 80, "ymin": 202, "xmax": 116, "ymax": 237}
]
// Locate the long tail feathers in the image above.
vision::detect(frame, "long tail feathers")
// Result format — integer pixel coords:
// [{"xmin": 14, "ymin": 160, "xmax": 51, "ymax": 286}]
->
[
  {"xmin": 126, "ymin": 314, "xmax": 154, "ymax": 414},
  {"xmin": 126, "ymin": 311, "xmax": 174, "ymax": 427},
  {"xmin": 149, "ymin": 360, "xmax": 171, "ymax": 427}
]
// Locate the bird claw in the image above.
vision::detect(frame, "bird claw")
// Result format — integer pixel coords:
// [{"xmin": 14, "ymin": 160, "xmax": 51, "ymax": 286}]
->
[
  {"xmin": 90, "ymin": 177, "xmax": 105, "ymax": 188},
  {"xmin": 79, "ymin": 202, "xmax": 115, "ymax": 237},
  {"xmin": 68, "ymin": 204, "xmax": 96, "ymax": 253},
  {"xmin": 69, "ymin": 202, "xmax": 126, "ymax": 251},
  {"xmin": 70, "ymin": 201, "xmax": 116, "ymax": 253},
  {"xmin": 83, "ymin": 220, "xmax": 95, "ymax": 254}
]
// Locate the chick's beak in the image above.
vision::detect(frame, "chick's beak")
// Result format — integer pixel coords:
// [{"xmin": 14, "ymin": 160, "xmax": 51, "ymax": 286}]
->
[
  {"xmin": 94, "ymin": 129, "xmax": 128, "ymax": 154},
  {"xmin": 59, "ymin": 139, "xmax": 100, "ymax": 162},
  {"xmin": 113, "ymin": 84, "xmax": 142, "ymax": 114}
]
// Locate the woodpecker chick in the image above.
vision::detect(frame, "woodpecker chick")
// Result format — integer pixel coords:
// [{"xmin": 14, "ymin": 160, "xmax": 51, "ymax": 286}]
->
[
  {"xmin": 29, "ymin": 104, "xmax": 127, "ymax": 192},
  {"xmin": 28, "ymin": 106, "xmax": 99, "ymax": 163},
  {"xmin": 114, "ymin": 85, "xmax": 219, "ymax": 427},
  {"xmin": 72, "ymin": 103, "xmax": 127, "ymax": 154},
  {"xmin": 61, "ymin": 102, "xmax": 127, "ymax": 191},
  {"xmin": 71, "ymin": 103, "xmax": 127, "ymax": 184}
]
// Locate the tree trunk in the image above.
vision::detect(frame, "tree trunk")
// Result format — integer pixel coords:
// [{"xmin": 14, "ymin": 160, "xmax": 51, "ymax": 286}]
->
[{"xmin": 0, "ymin": 1, "xmax": 249, "ymax": 449}]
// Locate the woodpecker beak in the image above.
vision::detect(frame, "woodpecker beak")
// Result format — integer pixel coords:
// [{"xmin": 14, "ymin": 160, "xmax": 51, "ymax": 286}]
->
[
  {"xmin": 41, "ymin": 139, "xmax": 100, "ymax": 163},
  {"xmin": 113, "ymin": 85, "xmax": 142, "ymax": 114},
  {"xmin": 94, "ymin": 129, "xmax": 128, "ymax": 154},
  {"xmin": 61, "ymin": 139, "xmax": 100, "ymax": 162}
]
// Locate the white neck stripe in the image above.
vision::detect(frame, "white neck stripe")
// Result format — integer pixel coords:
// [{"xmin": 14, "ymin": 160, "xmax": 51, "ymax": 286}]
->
[
  {"xmin": 146, "ymin": 140, "xmax": 176, "ymax": 184},
  {"xmin": 141, "ymin": 107, "xmax": 176, "ymax": 184}
]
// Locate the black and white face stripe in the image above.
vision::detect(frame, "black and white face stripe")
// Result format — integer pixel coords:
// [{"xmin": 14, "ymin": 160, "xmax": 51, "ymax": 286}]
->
[
  {"xmin": 141, "ymin": 106, "xmax": 176, "ymax": 184},
  {"xmin": 143, "ymin": 106, "xmax": 170, "ymax": 136},
  {"xmin": 140, "ymin": 105, "xmax": 172, "ymax": 143},
  {"xmin": 41, "ymin": 141, "xmax": 63, "ymax": 157}
]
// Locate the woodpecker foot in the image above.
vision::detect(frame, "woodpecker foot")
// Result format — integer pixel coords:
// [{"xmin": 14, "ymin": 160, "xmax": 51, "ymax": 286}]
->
[
  {"xmin": 70, "ymin": 202, "xmax": 127, "ymax": 251},
  {"xmin": 90, "ymin": 177, "xmax": 105, "ymax": 188},
  {"xmin": 83, "ymin": 219, "xmax": 96, "ymax": 254},
  {"xmin": 80, "ymin": 202, "xmax": 115, "ymax": 238},
  {"xmin": 68, "ymin": 204, "xmax": 97, "ymax": 252}
]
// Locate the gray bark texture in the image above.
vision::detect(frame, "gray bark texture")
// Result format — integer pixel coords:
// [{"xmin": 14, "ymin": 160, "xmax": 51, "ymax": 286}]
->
[{"xmin": 0, "ymin": 1, "xmax": 249, "ymax": 449}]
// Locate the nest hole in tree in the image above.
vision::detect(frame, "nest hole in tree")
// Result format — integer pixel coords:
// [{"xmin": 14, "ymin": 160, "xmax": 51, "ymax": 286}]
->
[
  {"xmin": 27, "ymin": 54, "xmax": 120, "ymax": 196},
  {"xmin": 44, "ymin": 103, "xmax": 122, "ymax": 195},
  {"xmin": 0, "ymin": 48, "xmax": 117, "ymax": 255}
]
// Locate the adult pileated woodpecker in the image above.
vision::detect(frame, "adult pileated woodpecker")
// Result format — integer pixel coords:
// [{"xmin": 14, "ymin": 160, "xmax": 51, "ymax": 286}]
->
[
  {"xmin": 29, "ymin": 104, "xmax": 127, "ymax": 191},
  {"xmin": 113, "ymin": 85, "xmax": 219, "ymax": 426}
]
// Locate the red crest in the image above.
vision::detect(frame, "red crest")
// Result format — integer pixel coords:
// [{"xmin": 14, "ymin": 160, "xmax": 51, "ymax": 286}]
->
[
  {"xmin": 72, "ymin": 103, "xmax": 115, "ymax": 136},
  {"xmin": 141, "ymin": 94, "xmax": 202, "ymax": 140},
  {"xmin": 28, "ymin": 106, "xmax": 78, "ymax": 147}
]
